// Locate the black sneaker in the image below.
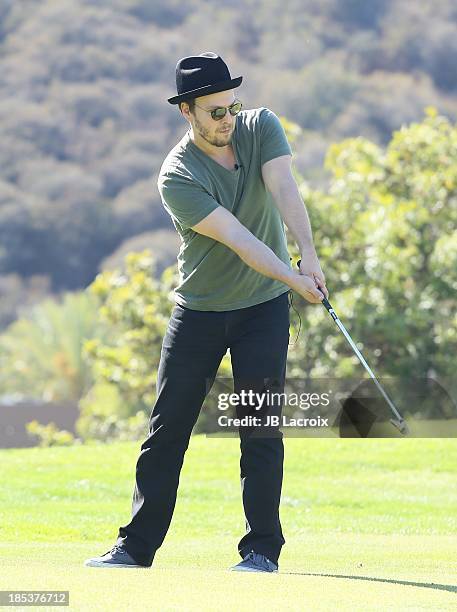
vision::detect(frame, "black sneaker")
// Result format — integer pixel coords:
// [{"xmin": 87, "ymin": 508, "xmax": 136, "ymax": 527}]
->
[
  {"xmin": 84, "ymin": 544, "xmax": 148, "ymax": 568},
  {"xmin": 230, "ymin": 551, "xmax": 278, "ymax": 573}
]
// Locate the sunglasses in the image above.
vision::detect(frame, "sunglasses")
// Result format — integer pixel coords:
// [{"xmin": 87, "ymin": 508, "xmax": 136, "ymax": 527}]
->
[{"xmin": 194, "ymin": 100, "xmax": 243, "ymax": 121}]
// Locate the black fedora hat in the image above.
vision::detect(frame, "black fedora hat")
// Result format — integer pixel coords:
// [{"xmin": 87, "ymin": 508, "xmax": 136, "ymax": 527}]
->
[{"xmin": 167, "ymin": 52, "xmax": 243, "ymax": 105}]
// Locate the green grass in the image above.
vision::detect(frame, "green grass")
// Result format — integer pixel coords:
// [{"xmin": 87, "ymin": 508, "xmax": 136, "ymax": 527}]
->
[{"xmin": 1, "ymin": 437, "xmax": 457, "ymax": 610}]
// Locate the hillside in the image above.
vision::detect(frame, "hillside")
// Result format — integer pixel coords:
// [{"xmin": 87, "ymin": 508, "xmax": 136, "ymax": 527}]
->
[{"xmin": 0, "ymin": 0, "xmax": 456, "ymax": 327}]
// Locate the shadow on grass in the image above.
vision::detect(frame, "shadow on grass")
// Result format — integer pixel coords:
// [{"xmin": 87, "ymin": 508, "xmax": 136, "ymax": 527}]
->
[{"xmin": 280, "ymin": 572, "xmax": 457, "ymax": 594}]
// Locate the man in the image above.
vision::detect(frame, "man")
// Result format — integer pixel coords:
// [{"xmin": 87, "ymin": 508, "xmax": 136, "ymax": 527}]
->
[{"xmin": 85, "ymin": 52, "xmax": 328, "ymax": 573}]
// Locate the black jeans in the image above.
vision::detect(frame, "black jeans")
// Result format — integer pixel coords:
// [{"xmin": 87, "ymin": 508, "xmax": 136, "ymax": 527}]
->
[{"xmin": 116, "ymin": 290, "xmax": 291, "ymax": 567}]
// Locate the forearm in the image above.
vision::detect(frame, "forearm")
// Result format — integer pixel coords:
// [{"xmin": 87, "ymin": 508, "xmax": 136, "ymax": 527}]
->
[
  {"xmin": 273, "ymin": 182, "xmax": 316, "ymax": 254},
  {"xmin": 226, "ymin": 224, "xmax": 323, "ymax": 301},
  {"xmin": 190, "ymin": 205, "xmax": 323, "ymax": 301},
  {"xmin": 227, "ymin": 224, "xmax": 294, "ymax": 286}
]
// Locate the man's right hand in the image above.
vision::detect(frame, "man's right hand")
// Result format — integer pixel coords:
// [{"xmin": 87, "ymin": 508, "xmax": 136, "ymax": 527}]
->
[{"xmin": 286, "ymin": 271, "xmax": 324, "ymax": 304}]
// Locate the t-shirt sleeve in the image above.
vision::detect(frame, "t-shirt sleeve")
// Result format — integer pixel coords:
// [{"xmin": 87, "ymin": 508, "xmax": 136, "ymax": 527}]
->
[
  {"xmin": 259, "ymin": 107, "xmax": 293, "ymax": 167},
  {"xmin": 157, "ymin": 172, "xmax": 220, "ymax": 232}
]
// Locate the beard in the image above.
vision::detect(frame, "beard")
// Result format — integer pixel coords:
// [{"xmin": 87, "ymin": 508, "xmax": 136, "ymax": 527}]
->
[{"xmin": 194, "ymin": 116, "xmax": 232, "ymax": 147}]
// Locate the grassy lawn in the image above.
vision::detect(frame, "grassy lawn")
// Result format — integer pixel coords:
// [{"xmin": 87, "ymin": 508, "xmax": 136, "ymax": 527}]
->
[{"xmin": 1, "ymin": 436, "xmax": 456, "ymax": 610}]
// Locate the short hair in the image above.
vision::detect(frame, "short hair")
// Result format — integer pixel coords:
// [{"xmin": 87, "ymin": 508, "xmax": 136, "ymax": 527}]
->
[{"xmin": 179, "ymin": 98, "xmax": 196, "ymax": 114}]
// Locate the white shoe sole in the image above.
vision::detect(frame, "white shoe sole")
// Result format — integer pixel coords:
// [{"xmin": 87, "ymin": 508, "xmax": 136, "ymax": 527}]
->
[
  {"xmin": 84, "ymin": 559, "xmax": 144, "ymax": 568},
  {"xmin": 230, "ymin": 566, "xmax": 278, "ymax": 573}
]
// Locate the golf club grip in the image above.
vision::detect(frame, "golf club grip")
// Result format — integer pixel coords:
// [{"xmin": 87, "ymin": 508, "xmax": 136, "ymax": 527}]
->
[{"xmin": 296, "ymin": 259, "xmax": 333, "ymax": 312}]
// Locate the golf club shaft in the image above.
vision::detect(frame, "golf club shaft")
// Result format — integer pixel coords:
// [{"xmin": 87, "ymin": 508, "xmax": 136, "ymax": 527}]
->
[
  {"xmin": 296, "ymin": 259, "xmax": 406, "ymax": 426},
  {"xmin": 329, "ymin": 315, "xmax": 404, "ymax": 422}
]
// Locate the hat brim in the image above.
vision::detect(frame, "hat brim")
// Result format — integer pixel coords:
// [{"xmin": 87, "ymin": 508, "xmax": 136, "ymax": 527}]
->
[{"xmin": 167, "ymin": 76, "xmax": 243, "ymax": 105}]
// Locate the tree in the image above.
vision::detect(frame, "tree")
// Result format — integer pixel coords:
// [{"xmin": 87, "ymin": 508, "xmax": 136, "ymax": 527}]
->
[
  {"xmin": 285, "ymin": 107, "xmax": 457, "ymax": 418},
  {"xmin": 81, "ymin": 249, "xmax": 233, "ymax": 433},
  {"xmin": 82, "ymin": 250, "xmax": 171, "ymax": 415},
  {"xmin": 0, "ymin": 291, "xmax": 103, "ymax": 401}
]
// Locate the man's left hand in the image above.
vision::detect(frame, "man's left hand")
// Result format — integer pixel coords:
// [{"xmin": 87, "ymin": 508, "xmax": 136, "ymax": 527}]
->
[{"xmin": 298, "ymin": 248, "xmax": 329, "ymax": 300}]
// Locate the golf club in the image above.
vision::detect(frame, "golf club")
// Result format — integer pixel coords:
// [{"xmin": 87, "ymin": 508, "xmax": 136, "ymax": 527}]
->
[{"xmin": 296, "ymin": 259, "xmax": 409, "ymax": 436}]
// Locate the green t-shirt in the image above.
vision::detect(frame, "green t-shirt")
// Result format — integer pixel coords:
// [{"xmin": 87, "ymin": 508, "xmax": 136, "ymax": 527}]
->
[{"xmin": 157, "ymin": 107, "xmax": 293, "ymax": 311}]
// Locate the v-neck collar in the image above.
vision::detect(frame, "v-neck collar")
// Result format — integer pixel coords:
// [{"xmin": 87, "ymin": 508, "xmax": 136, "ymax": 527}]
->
[{"xmin": 186, "ymin": 116, "xmax": 240, "ymax": 175}]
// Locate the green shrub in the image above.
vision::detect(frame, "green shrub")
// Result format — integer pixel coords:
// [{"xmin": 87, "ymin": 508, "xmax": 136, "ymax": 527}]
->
[{"xmin": 25, "ymin": 420, "xmax": 79, "ymax": 447}]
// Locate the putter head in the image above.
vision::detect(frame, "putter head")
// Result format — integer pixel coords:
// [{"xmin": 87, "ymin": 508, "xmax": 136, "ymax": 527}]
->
[{"xmin": 389, "ymin": 418, "xmax": 410, "ymax": 436}]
